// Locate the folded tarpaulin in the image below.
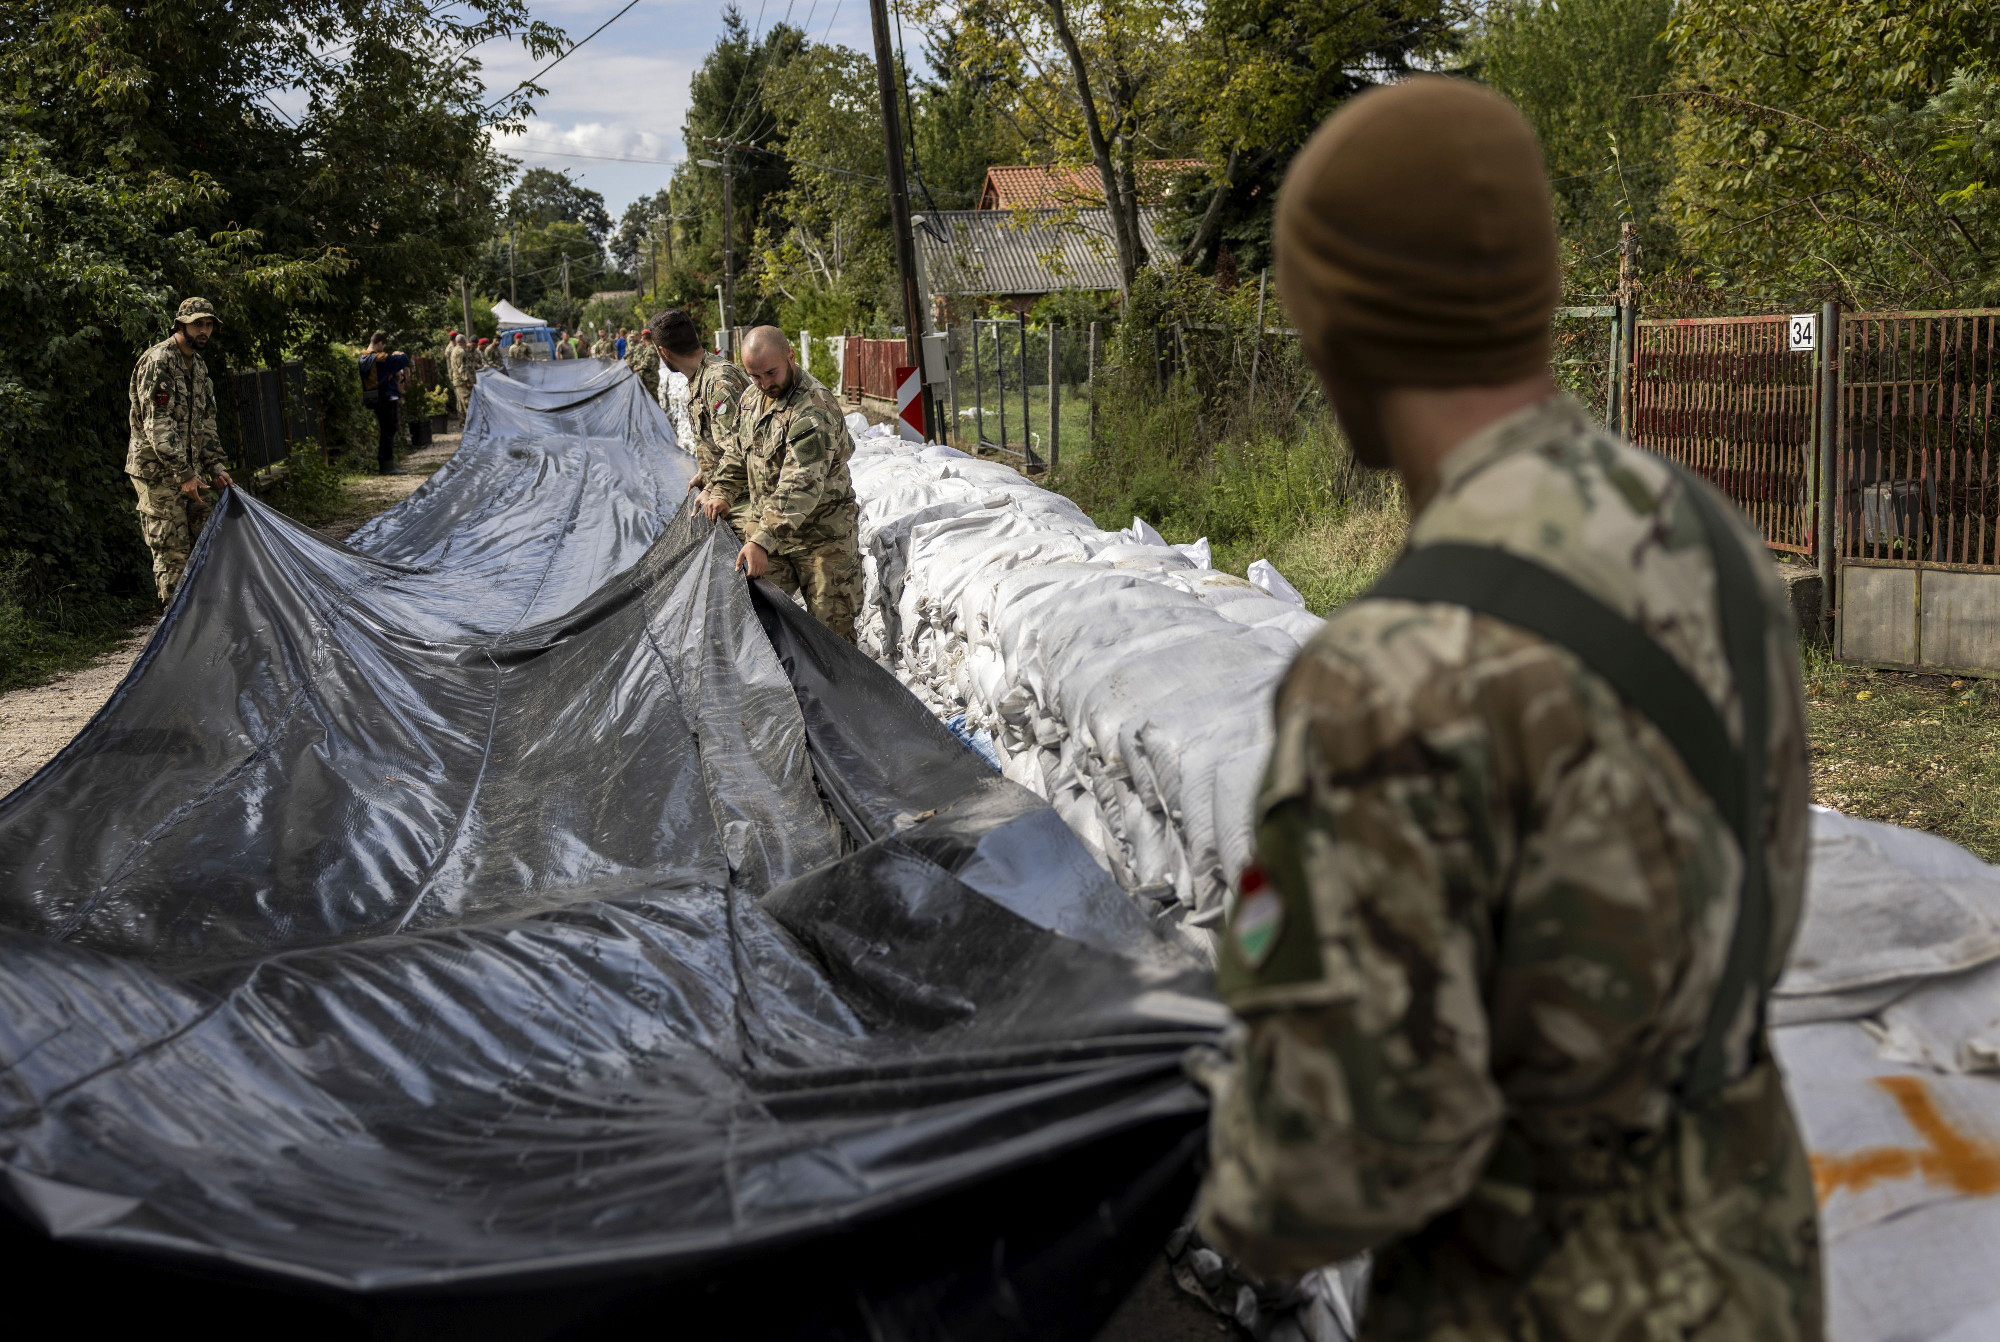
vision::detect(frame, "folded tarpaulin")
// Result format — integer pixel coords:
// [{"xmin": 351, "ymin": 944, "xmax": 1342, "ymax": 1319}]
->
[{"xmin": 0, "ymin": 358, "xmax": 1216, "ymax": 1338}]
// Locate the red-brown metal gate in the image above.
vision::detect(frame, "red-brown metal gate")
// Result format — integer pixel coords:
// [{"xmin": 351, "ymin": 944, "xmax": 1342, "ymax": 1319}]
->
[
  {"xmin": 1834, "ymin": 310, "xmax": 2000, "ymax": 670},
  {"xmin": 1628, "ymin": 315, "xmax": 1820, "ymax": 554}
]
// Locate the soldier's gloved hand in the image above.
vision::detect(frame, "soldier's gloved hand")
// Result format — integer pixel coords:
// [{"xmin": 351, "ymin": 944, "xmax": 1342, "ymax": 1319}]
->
[
  {"xmin": 700, "ymin": 492, "xmax": 729, "ymax": 522},
  {"xmin": 735, "ymin": 541, "xmax": 769, "ymax": 578},
  {"xmin": 179, "ymin": 478, "xmax": 204, "ymax": 503}
]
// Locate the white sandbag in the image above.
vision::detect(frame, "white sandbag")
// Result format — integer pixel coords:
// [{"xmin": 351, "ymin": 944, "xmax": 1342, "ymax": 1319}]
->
[
  {"xmin": 850, "ymin": 442, "xmax": 1323, "ymax": 939},
  {"xmin": 1248, "ymin": 558, "xmax": 1309, "ymax": 610}
]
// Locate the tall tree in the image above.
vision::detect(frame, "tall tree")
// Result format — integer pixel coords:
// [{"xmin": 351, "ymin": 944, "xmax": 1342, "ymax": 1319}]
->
[
  {"xmin": 915, "ymin": 0, "xmax": 1195, "ymax": 299},
  {"xmin": 1665, "ymin": 0, "xmax": 2000, "ymax": 307},
  {"xmin": 507, "ymin": 168, "xmax": 612, "ymax": 246},
  {"xmin": 1166, "ymin": 0, "xmax": 1464, "ymax": 275},
  {"xmin": 666, "ymin": 6, "xmax": 808, "ymax": 326},
  {"xmin": 0, "ymin": 0, "xmax": 559, "ymax": 626},
  {"xmin": 1477, "ymin": 0, "xmax": 1676, "ymax": 294}
]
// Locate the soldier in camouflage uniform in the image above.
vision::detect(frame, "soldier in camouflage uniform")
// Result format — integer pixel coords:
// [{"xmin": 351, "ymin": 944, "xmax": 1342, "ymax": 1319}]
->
[
  {"xmin": 1196, "ymin": 79, "xmax": 1821, "ymax": 1341},
  {"xmin": 653, "ymin": 308, "xmax": 748, "ymax": 491},
  {"xmin": 506, "ymin": 333, "xmax": 531, "ymax": 362},
  {"xmin": 624, "ymin": 327, "xmax": 663, "ymax": 400},
  {"xmin": 445, "ymin": 334, "xmax": 477, "ymax": 423},
  {"xmin": 479, "ymin": 337, "xmax": 501, "ymax": 369},
  {"xmin": 127, "ymin": 297, "xmax": 234, "ymax": 603},
  {"xmin": 591, "ymin": 329, "xmax": 615, "ymax": 359},
  {"xmin": 699, "ymin": 326, "xmax": 862, "ymax": 643}
]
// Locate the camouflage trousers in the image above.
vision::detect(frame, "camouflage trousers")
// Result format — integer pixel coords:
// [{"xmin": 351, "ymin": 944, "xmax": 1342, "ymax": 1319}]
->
[
  {"xmin": 131, "ymin": 476, "xmax": 210, "ymax": 603},
  {"xmin": 452, "ymin": 379, "xmax": 476, "ymax": 421},
  {"xmin": 764, "ymin": 538, "xmax": 863, "ymax": 644}
]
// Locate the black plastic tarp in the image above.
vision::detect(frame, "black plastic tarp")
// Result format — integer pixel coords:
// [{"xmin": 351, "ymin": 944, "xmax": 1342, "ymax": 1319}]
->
[{"xmin": 0, "ymin": 360, "xmax": 1216, "ymax": 1338}]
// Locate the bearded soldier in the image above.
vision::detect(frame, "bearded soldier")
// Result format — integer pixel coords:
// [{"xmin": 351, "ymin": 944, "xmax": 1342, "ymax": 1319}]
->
[
  {"xmin": 653, "ymin": 308, "xmax": 748, "ymax": 492},
  {"xmin": 1195, "ymin": 78, "xmax": 1821, "ymax": 1341},
  {"xmin": 128, "ymin": 297, "xmax": 233, "ymax": 603},
  {"xmin": 699, "ymin": 326, "xmax": 861, "ymax": 643}
]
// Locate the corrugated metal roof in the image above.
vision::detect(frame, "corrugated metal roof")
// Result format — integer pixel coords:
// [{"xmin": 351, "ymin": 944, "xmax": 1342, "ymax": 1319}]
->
[
  {"xmin": 977, "ymin": 162, "xmax": 1202, "ymax": 210},
  {"xmin": 915, "ymin": 209, "xmax": 1169, "ymax": 297}
]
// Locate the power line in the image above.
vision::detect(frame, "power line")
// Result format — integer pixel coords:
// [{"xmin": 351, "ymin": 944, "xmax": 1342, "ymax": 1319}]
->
[{"xmin": 480, "ymin": 0, "xmax": 646, "ymax": 115}]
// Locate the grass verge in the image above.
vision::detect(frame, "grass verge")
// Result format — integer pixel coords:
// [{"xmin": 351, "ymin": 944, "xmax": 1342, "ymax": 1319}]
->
[{"xmin": 1801, "ymin": 646, "xmax": 2000, "ymax": 861}]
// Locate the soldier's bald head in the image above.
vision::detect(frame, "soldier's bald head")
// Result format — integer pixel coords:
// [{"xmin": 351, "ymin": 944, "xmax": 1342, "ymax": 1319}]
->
[
  {"xmin": 741, "ymin": 326, "xmax": 790, "ymax": 362},
  {"xmin": 741, "ymin": 326, "xmax": 795, "ymax": 395}
]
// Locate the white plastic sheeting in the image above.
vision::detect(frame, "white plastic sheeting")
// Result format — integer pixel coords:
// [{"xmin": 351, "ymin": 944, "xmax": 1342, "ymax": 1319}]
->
[
  {"xmin": 847, "ymin": 428, "xmax": 1322, "ymax": 938},
  {"xmin": 1773, "ymin": 807, "xmax": 2000, "ymax": 1342}
]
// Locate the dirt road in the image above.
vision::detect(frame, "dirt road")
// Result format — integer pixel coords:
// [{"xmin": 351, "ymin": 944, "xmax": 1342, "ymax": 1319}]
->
[{"xmin": 0, "ymin": 434, "xmax": 461, "ymax": 795}]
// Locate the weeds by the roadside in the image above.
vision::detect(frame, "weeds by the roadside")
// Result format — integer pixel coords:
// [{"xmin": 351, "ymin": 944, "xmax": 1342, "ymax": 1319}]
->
[
  {"xmin": 248, "ymin": 448, "xmax": 361, "ymax": 527},
  {"xmin": 1800, "ymin": 644, "xmax": 2000, "ymax": 861},
  {"xmin": 0, "ymin": 552, "xmax": 155, "ymax": 693}
]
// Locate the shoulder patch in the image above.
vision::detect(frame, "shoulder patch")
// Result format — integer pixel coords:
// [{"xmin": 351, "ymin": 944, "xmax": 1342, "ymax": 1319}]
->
[
  {"xmin": 153, "ymin": 385, "xmax": 172, "ymax": 408},
  {"xmin": 1231, "ymin": 863, "xmax": 1284, "ymax": 968}
]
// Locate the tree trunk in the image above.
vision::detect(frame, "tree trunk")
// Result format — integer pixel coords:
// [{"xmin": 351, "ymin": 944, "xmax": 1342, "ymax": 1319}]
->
[
  {"xmin": 1178, "ymin": 147, "xmax": 1242, "ymax": 269},
  {"xmin": 1040, "ymin": 0, "xmax": 1139, "ymax": 299}
]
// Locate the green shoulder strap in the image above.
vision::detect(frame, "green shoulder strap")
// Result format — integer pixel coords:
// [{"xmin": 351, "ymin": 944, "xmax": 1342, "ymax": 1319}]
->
[{"xmin": 1360, "ymin": 467, "xmax": 1770, "ymax": 1103}]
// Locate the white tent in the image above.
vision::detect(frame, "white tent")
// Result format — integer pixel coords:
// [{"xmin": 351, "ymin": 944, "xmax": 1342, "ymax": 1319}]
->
[{"xmin": 491, "ymin": 299, "xmax": 546, "ymax": 330}]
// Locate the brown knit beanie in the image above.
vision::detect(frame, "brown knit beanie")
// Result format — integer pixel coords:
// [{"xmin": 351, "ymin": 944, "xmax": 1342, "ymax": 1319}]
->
[{"xmin": 1275, "ymin": 77, "xmax": 1559, "ymax": 387}]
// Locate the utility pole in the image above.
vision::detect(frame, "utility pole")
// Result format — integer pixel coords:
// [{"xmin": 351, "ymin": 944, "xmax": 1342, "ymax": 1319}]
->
[
  {"xmin": 561, "ymin": 252, "xmax": 571, "ymax": 301},
  {"xmin": 460, "ymin": 276, "xmax": 473, "ymax": 340},
  {"xmin": 1616, "ymin": 220, "xmax": 1639, "ymax": 438},
  {"xmin": 867, "ymin": 0, "xmax": 928, "ymax": 434},
  {"xmin": 508, "ymin": 227, "xmax": 517, "ymax": 306},
  {"xmin": 697, "ymin": 153, "xmax": 735, "ymax": 332}
]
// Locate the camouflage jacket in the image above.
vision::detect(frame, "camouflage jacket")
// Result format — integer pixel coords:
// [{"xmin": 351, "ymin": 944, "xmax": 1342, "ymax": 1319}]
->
[
  {"xmin": 505, "ymin": 341, "xmax": 531, "ymax": 361},
  {"xmin": 126, "ymin": 336, "xmax": 223, "ymax": 485},
  {"xmin": 687, "ymin": 351, "xmax": 751, "ymax": 484},
  {"xmin": 710, "ymin": 367, "xmax": 856, "ymax": 554},
  {"xmin": 624, "ymin": 339, "xmax": 662, "ymax": 397},
  {"xmin": 446, "ymin": 344, "xmax": 476, "ymax": 384},
  {"xmin": 591, "ymin": 335, "xmax": 615, "ymax": 359},
  {"xmin": 1197, "ymin": 395, "xmax": 1820, "ymax": 1341}
]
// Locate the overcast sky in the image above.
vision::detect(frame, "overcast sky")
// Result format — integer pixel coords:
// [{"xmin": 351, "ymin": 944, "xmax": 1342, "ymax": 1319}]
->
[{"xmin": 477, "ymin": 0, "xmax": 886, "ymax": 224}]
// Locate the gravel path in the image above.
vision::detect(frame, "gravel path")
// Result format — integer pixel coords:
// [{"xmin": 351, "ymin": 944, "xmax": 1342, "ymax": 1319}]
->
[{"xmin": 0, "ymin": 433, "xmax": 460, "ymax": 796}]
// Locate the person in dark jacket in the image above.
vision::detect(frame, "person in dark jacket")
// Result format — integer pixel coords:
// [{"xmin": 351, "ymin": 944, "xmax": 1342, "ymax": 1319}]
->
[{"xmin": 358, "ymin": 332, "xmax": 412, "ymax": 476}]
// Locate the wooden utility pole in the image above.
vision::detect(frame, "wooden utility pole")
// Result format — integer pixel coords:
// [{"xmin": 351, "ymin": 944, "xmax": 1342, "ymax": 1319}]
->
[
  {"xmin": 508, "ymin": 227, "xmax": 517, "ymax": 305},
  {"xmin": 867, "ymin": 0, "xmax": 929, "ymax": 432},
  {"xmin": 460, "ymin": 277, "xmax": 473, "ymax": 340},
  {"xmin": 1615, "ymin": 220, "xmax": 1639, "ymax": 437},
  {"xmin": 1617, "ymin": 221, "xmax": 1638, "ymax": 307}
]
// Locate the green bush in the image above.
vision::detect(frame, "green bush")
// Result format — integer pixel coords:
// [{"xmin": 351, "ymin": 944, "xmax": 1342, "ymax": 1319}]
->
[{"xmin": 247, "ymin": 448, "xmax": 352, "ymax": 528}]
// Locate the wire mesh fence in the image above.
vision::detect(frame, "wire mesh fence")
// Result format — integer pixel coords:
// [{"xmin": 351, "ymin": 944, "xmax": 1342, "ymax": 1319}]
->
[{"xmin": 944, "ymin": 319, "xmax": 1097, "ymax": 470}]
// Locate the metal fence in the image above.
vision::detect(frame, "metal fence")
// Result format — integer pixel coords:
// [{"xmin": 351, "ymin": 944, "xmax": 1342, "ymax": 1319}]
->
[
  {"xmin": 1628, "ymin": 314, "xmax": 1820, "ymax": 555},
  {"xmin": 1832, "ymin": 309, "xmax": 2000, "ymax": 671},
  {"xmin": 943, "ymin": 318, "xmax": 1097, "ymax": 470},
  {"xmin": 225, "ymin": 361, "xmax": 320, "ymax": 473},
  {"xmin": 1838, "ymin": 310, "xmax": 2000, "ymax": 568},
  {"xmin": 840, "ymin": 337, "xmax": 905, "ymax": 402}
]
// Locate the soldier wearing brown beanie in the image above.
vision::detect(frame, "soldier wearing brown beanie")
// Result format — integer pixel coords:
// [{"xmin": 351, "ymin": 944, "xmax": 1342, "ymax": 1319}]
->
[{"xmin": 1197, "ymin": 77, "xmax": 1821, "ymax": 1340}]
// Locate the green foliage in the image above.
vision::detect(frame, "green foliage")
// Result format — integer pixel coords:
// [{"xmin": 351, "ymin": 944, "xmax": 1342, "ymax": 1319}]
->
[
  {"xmin": 754, "ymin": 42, "xmax": 897, "ymax": 318},
  {"xmin": 1477, "ymin": 0, "xmax": 1677, "ymax": 295},
  {"xmin": 0, "ymin": 0, "xmax": 558, "ymax": 647},
  {"xmin": 1161, "ymin": 0, "xmax": 1465, "ymax": 274},
  {"xmin": 1030, "ymin": 288, "xmax": 1122, "ymax": 330},
  {"xmin": 659, "ymin": 7, "xmax": 809, "ymax": 328},
  {"xmin": 1665, "ymin": 0, "xmax": 2000, "ymax": 307},
  {"xmin": 506, "ymin": 168, "xmax": 612, "ymax": 245},
  {"xmin": 246, "ymin": 448, "xmax": 352, "ymax": 528}
]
